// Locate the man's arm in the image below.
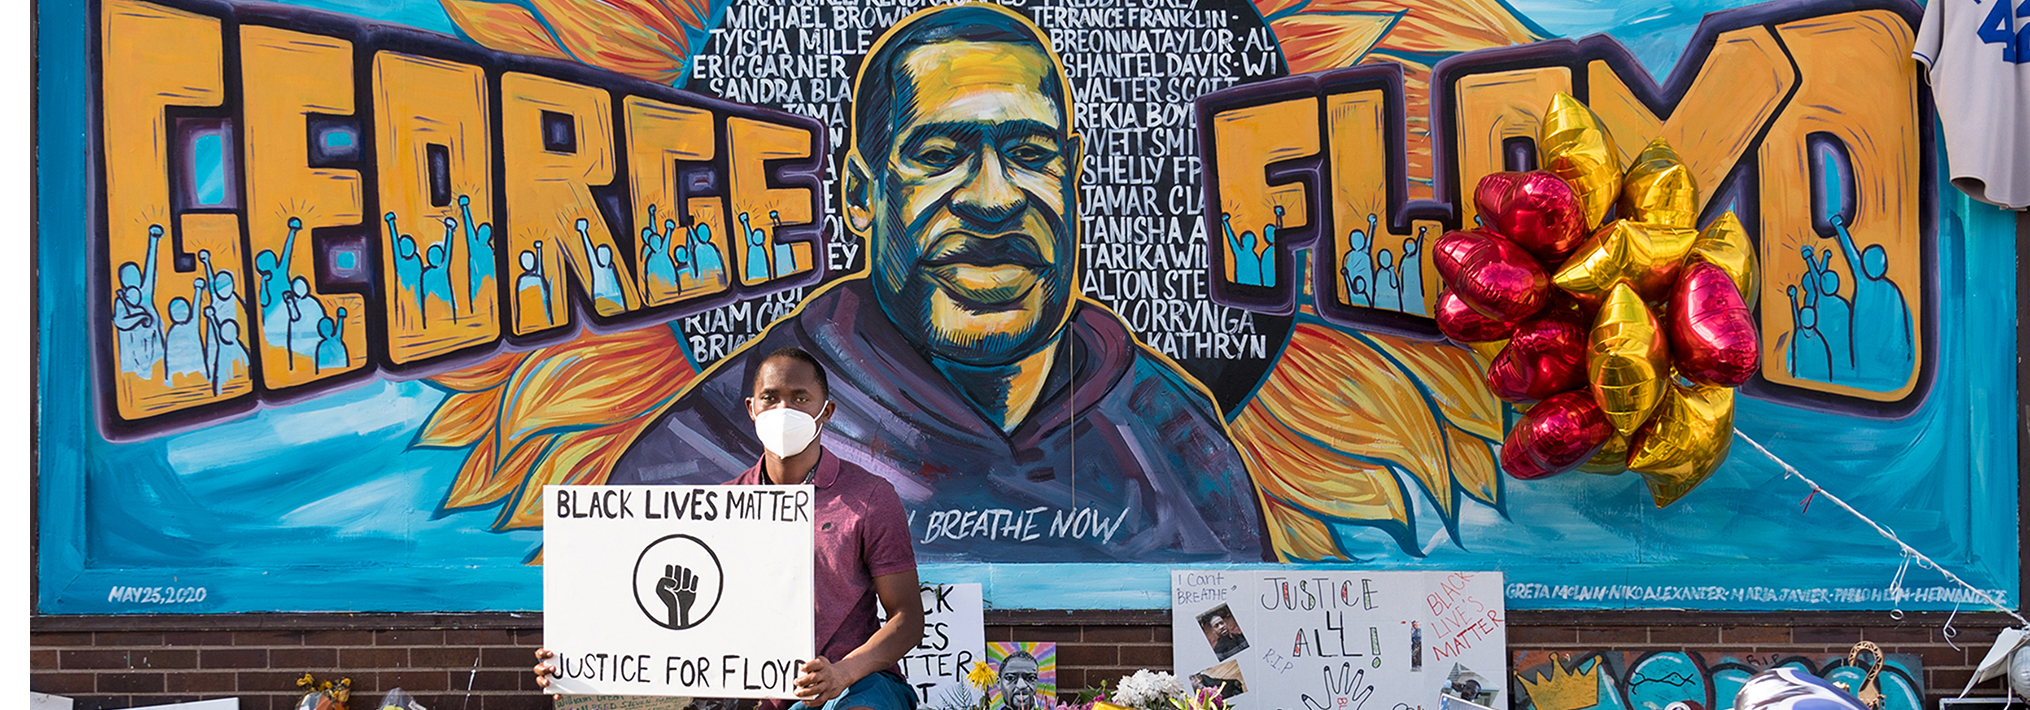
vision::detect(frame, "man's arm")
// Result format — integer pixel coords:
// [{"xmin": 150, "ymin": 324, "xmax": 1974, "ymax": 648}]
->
[{"xmin": 795, "ymin": 570, "xmax": 924, "ymax": 702}]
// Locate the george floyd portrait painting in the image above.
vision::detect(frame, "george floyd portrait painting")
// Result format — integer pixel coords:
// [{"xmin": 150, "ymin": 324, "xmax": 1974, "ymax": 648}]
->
[
  {"xmin": 610, "ymin": 5, "xmax": 1265, "ymax": 563},
  {"xmin": 37, "ymin": 0, "xmax": 2017, "ymax": 614}
]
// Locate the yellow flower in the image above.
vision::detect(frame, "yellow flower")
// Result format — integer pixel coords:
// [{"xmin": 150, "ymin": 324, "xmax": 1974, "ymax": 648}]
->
[{"xmin": 967, "ymin": 662, "xmax": 999, "ymax": 690}]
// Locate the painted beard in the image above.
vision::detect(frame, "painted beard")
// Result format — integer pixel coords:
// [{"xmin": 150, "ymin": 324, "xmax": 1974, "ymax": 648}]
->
[{"xmin": 872, "ymin": 185, "xmax": 1076, "ymax": 367}]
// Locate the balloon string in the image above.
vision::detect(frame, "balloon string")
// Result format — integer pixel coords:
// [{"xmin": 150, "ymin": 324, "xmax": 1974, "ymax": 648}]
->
[{"xmin": 1734, "ymin": 429, "xmax": 2029, "ymax": 626}]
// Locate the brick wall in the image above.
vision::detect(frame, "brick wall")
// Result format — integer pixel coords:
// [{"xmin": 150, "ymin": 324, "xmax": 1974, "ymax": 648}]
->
[{"xmin": 29, "ymin": 611, "xmax": 2022, "ymax": 710}]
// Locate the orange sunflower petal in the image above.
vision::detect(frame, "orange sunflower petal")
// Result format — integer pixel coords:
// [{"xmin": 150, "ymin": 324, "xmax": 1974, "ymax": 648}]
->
[
  {"xmin": 1262, "ymin": 323, "xmax": 1453, "ymax": 517},
  {"xmin": 439, "ymin": 0, "xmax": 573, "ymax": 62},
  {"xmin": 497, "ymin": 420, "xmax": 651, "ymax": 530},
  {"xmin": 1444, "ymin": 422, "xmax": 1499, "ymax": 507},
  {"xmin": 416, "ymin": 389, "xmax": 503, "ymax": 449},
  {"xmin": 1235, "ymin": 399, "xmax": 1410, "ymax": 526},
  {"xmin": 1260, "ymin": 493, "xmax": 1349, "ymax": 563},
  {"xmin": 427, "ymin": 350, "xmax": 524, "ymax": 393},
  {"xmin": 495, "ymin": 328, "xmax": 696, "ymax": 453},
  {"xmin": 1363, "ymin": 334, "xmax": 1502, "ymax": 442},
  {"xmin": 441, "ymin": 434, "xmax": 509, "ymax": 510}
]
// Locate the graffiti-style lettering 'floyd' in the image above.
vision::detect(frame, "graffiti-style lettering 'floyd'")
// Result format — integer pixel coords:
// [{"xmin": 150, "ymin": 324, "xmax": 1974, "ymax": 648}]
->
[{"xmin": 39, "ymin": 0, "xmax": 2016, "ymax": 613}]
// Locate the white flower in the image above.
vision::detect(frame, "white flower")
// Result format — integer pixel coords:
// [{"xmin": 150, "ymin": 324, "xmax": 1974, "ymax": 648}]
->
[{"xmin": 1113, "ymin": 670, "xmax": 1189, "ymax": 710}]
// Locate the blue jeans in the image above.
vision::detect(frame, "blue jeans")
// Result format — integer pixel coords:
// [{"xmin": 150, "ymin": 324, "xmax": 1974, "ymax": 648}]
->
[{"xmin": 787, "ymin": 671, "xmax": 918, "ymax": 710}]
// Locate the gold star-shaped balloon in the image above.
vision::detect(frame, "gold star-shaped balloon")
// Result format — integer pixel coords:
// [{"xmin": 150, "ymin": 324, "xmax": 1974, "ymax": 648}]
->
[
  {"xmin": 1577, "ymin": 431, "xmax": 1630, "ymax": 475},
  {"xmin": 1587, "ymin": 283, "xmax": 1669, "ymax": 435},
  {"xmin": 1688, "ymin": 210, "xmax": 1759, "ymax": 309},
  {"xmin": 1540, "ymin": 93, "xmax": 1623, "ymax": 230},
  {"xmin": 1629, "ymin": 378, "xmax": 1736, "ymax": 507},
  {"xmin": 1552, "ymin": 219, "xmax": 1697, "ymax": 303},
  {"xmin": 1619, "ymin": 138, "xmax": 1698, "ymax": 229}
]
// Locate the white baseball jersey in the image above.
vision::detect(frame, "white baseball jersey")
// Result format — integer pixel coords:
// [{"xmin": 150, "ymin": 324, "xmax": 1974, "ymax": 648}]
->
[{"xmin": 1913, "ymin": 0, "xmax": 2030, "ymax": 210}]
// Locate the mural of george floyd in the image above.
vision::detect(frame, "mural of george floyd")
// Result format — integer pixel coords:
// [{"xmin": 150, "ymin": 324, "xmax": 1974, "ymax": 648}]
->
[{"xmin": 36, "ymin": 0, "xmax": 2020, "ymax": 621}]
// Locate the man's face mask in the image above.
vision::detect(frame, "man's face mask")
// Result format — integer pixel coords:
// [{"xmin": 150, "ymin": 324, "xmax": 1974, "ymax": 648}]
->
[{"xmin": 754, "ymin": 405, "xmax": 826, "ymax": 458}]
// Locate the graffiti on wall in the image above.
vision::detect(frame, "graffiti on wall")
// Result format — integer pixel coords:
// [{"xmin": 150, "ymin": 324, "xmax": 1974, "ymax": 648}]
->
[
  {"xmin": 35, "ymin": 0, "xmax": 2017, "ymax": 613},
  {"xmin": 1511, "ymin": 651, "xmax": 1924, "ymax": 710}
]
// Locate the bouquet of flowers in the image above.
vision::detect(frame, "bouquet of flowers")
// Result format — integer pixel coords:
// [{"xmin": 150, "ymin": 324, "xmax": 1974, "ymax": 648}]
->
[{"xmin": 1104, "ymin": 670, "xmax": 1193, "ymax": 710}]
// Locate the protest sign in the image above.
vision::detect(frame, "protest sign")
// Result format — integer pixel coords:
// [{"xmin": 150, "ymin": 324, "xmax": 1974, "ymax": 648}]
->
[
  {"xmin": 545, "ymin": 485, "xmax": 815, "ymax": 698},
  {"xmin": 1172, "ymin": 571, "xmax": 1506, "ymax": 710},
  {"xmin": 888, "ymin": 582, "xmax": 986, "ymax": 709}
]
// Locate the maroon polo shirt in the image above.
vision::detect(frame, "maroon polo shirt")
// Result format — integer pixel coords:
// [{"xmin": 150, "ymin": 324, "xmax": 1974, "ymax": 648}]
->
[{"xmin": 728, "ymin": 447, "xmax": 917, "ymax": 677}]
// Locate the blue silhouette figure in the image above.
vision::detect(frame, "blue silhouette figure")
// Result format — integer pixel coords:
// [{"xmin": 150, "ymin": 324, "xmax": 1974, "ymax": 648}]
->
[
  {"xmin": 113, "ymin": 225, "xmax": 166, "ymax": 378},
  {"xmin": 690, "ymin": 220, "xmax": 724, "ymax": 287},
  {"xmin": 421, "ymin": 241, "xmax": 455, "ymax": 327},
  {"xmin": 516, "ymin": 242, "xmax": 553, "ymax": 325},
  {"xmin": 1399, "ymin": 226, "xmax": 1428, "ymax": 316},
  {"xmin": 384, "ymin": 212, "xmax": 423, "ymax": 327},
  {"xmin": 576, "ymin": 218, "xmax": 626, "ymax": 309},
  {"xmin": 196, "ymin": 249, "xmax": 243, "ymax": 372},
  {"xmin": 1828, "ymin": 214, "xmax": 1914, "ymax": 389},
  {"xmin": 203, "ymin": 307, "xmax": 249, "ymax": 396},
  {"xmin": 666, "ymin": 220, "xmax": 692, "ymax": 276},
  {"xmin": 281, "ymin": 276, "xmax": 328, "ymax": 371},
  {"xmin": 1799, "ymin": 244, "xmax": 1854, "ymax": 382},
  {"xmin": 315, "ymin": 307, "xmax": 349, "ymax": 373},
  {"xmin": 641, "ymin": 205, "xmax": 681, "ymax": 296},
  {"xmin": 1221, "ymin": 213, "xmax": 1262, "ymax": 287},
  {"xmin": 1256, "ymin": 205, "xmax": 1282, "ymax": 288},
  {"xmin": 435, "ymin": 217, "xmax": 463, "ymax": 322},
  {"xmin": 1373, "ymin": 248, "xmax": 1401, "ymax": 312},
  {"xmin": 163, "ymin": 286, "xmax": 207, "ymax": 382},
  {"xmin": 256, "ymin": 217, "xmax": 303, "ymax": 350},
  {"xmin": 1343, "ymin": 215, "xmax": 1373, "ymax": 307},
  {"xmin": 769, "ymin": 210, "xmax": 798, "ymax": 278},
  {"xmin": 741, "ymin": 212, "xmax": 772, "ymax": 282},
  {"xmin": 1817, "ymin": 268, "xmax": 1854, "ymax": 381},
  {"xmin": 1787, "ymin": 284, "xmax": 1832, "ymax": 382},
  {"xmin": 459, "ymin": 195, "xmax": 495, "ymax": 310}
]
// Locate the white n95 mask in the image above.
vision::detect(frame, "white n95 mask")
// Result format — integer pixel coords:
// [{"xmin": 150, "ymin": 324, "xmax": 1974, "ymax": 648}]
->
[{"xmin": 754, "ymin": 406, "xmax": 823, "ymax": 458}]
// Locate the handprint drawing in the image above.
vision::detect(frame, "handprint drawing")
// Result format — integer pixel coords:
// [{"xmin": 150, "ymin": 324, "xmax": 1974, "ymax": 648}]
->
[{"xmin": 1302, "ymin": 663, "xmax": 1376, "ymax": 710}]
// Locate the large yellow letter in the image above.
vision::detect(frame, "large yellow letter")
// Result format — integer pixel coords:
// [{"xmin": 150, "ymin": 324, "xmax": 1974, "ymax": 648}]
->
[
  {"xmin": 240, "ymin": 25, "xmax": 369, "ymax": 389},
  {"xmin": 625, "ymin": 96, "xmax": 727, "ymax": 305},
  {"xmin": 373, "ymin": 51, "xmax": 499, "ymax": 363},
  {"xmin": 100, "ymin": 0, "xmax": 255, "ymax": 422},
  {"xmin": 501, "ymin": 73, "xmax": 637, "ymax": 336},
  {"xmin": 726, "ymin": 117, "xmax": 818, "ymax": 287}
]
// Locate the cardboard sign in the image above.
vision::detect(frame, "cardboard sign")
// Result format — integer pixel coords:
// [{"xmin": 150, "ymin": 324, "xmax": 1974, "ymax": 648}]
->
[
  {"xmin": 889, "ymin": 582, "xmax": 986, "ymax": 708},
  {"xmin": 1172, "ymin": 571, "xmax": 1506, "ymax": 710},
  {"xmin": 545, "ymin": 485, "xmax": 815, "ymax": 698}
]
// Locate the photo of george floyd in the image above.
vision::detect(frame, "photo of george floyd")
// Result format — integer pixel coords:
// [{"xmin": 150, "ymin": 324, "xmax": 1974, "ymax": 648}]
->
[{"xmin": 1196, "ymin": 604, "xmax": 1250, "ymax": 661}]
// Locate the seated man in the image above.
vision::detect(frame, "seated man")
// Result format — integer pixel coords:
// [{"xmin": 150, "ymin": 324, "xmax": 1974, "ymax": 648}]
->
[{"xmin": 542, "ymin": 347, "xmax": 924, "ymax": 710}]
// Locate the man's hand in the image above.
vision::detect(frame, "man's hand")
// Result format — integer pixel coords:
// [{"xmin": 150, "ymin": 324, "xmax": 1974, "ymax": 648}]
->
[
  {"xmin": 532, "ymin": 648, "xmax": 561, "ymax": 699},
  {"xmin": 794, "ymin": 656, "xmax": 853, "ymax": 703},
  {"xmin": 655, "ymin": 564, "xmax": 698, "ymax": 627}
]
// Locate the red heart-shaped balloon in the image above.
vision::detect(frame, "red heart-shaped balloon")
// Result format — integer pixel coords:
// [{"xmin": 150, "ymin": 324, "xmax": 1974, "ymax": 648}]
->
[
  {"xmin": 1668, "ymin": 261, "xmax": 1761, "ymax": 387},
  {"xmin": 1500, "ymin": 390, "xmax": 1614, "ymax": 480},
  {"xmin": 1485, "ymin": 309, "xmax": 1588, "ymax": 403},
  {"xmin": 1433, "ymin": 228, "xmax": 1550, "ymax": 322},
  {"xmin": 1475, "ymin": 171, "xmax": 1588, "ymax": 262},
  {"xmin": 1436, "ymin": 291, "xmax": 1519, "ymax": 343}
]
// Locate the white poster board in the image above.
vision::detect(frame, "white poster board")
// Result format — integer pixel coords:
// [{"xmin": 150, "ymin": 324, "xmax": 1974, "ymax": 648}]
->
[
  {"xmin": 545, "ymin": 485, "xmax": 815, "ymax": 698},
  {"xmin": 887, "ymin": 582, "xmax": 986, "ymax": 708},
  {"xmin": 1173, "ymin": 571, "xmax": 1506, "ymax": 710}
]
